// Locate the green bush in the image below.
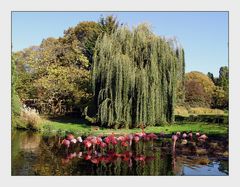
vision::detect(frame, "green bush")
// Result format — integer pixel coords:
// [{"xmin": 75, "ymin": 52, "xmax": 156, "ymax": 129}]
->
[{"xmin": 175, "ymin": 114, "xmax": 228, "ymax": 124}]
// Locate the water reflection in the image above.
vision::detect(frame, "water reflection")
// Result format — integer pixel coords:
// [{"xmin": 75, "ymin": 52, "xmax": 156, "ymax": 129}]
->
[{"xmin": 12, "ymin": 131, "xmax": 228, "ymax": 176}]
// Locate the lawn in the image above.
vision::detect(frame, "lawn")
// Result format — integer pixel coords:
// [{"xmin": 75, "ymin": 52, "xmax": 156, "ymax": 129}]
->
[{"xmin": 41, "ymin": 117, "xmax": 228, "ymax": 137}]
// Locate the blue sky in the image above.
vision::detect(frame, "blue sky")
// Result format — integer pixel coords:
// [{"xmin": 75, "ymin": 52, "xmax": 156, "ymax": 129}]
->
[{"xmin": 12, "ymin": 12, "xmax": 228, "ymax": 76}]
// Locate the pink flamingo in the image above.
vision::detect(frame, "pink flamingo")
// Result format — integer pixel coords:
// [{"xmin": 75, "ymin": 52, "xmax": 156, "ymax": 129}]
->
[
  {"xmin": 198, "ymin": 134, "xmax": 208, "ymax": 142},
  {"xmin": 83, "ymin": 139, "xmax": 92, "ymax": 151},
  {"xmin": 135, "ymin": 127, "xmax": 146, "ymax": 138},
  {"xmin": 104, "ymin": 136, "xmax": 111, "ymax": 145},
  {"xmin": 66, "ymin": 134, "xmax": 74, "ymax": 141},
  {"xmin": 91, "ymin": 157, "xmax": 100, "ymax": 164},
  {"xmin": 84, "ymin": 154, "xmax": 92, "ymax": 160},
  {"xmin": 117, "ymin": 135, "xmax": 126, "ymax": 142},
  {"xmin": 133, "ymin": 135, "xmax": 140, "ymax": 143},
  {"xmin": 96, "ymin": 136, "xmax": 103, "ymax": 145},
  {"xmin": 172, "ymin": 134, "xmax": 178, "ymax": 152},
  {"xmin": 67, "ymin": 152, "xmax": 77, "ymax": 159},
  {"xmin": 121, "ymin": 141, "xmax": 129, "ymax": 147},
  {"xmin": 111, "ymin": 138, "xmax": 118, "ymax": 147},
  {"xmin": 143, "ymin": 134, "xmax": 150, "ymax": 141},
  {"xmin": 182, "ymin": 132, "xmax": 187, "ymax": 139},
  {"xmin": 148, "ymin": 133, "xmax": 158, "ymax": 140},
  {"xmin": 61, "ymin": 139, "xmax": 70, "ymax": 148},
  {"xmin": 135, "ymin": 155, "xmax": 146, "ymax": 162},
  {"xmin": 100, "ymin": 142, "xmax": 107, "ymax": 149},
  {"xmin": 128, "ymin": 134, "xmax": 133, "ymax": 146}
]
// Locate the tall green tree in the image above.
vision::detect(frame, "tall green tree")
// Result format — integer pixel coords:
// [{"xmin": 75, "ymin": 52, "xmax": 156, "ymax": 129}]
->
[
  {"xmin": 12, "ymin": 53, "xmax": 21, "ymax": 126},
  {"xmin": 218, "ymin": 66, "xmax": 229, "ymax": 92},
  {"xmin": 14, "ymin": 36, "xmax": 92, "ymax": 116},
  {"xmin": 93, "ymin": 24, "xmax": 185, "ymax": 128},
  {"xmin": 63, "ymin": 15, "xmax": 120, "ymax": 64}
]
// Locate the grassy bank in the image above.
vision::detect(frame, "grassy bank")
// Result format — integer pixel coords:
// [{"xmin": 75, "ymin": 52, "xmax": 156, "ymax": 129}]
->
[{"xmin": 40, "ymin": 117, "xmax": 228, "ymax": 137}]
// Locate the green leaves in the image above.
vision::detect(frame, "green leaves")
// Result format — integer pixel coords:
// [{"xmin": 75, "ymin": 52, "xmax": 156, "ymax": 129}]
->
[{"xmin": 93, "ymin": 24, "xmax": 184, "ymax": 128}]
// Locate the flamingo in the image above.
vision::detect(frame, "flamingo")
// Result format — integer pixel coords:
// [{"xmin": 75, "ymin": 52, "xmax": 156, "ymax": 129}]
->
[
  {"xmin": 84, "ymin": 154, "xmax": 92, "ymax": 160},
  {"xmin": 77, "ymin": 136, "xmax": 83, "ymax": 143},
  {"xmin": 77, "ymin": 151, "xmax": 83, "ymax": 158},
  {"xmin": 148, "ymin": 133, "xmax": 158, "ymax": 140},
  {"xmin": 188, "ymin": 131, "xmax": 193, "ymax": 141},
  {"xmin": 198, "ymin": 134, "xmax": 208, "ymax": 142},
  {"xmin": 196, "ymin": 132, "xmax": 201, "ymax": 137},
  {"xmin": 111, "ymin": 138, "xmax": 118, "ymax": 146},
  {"xmin": 128, "ymin": 134, "xmax": 133, "ymax": 146},
  {"xmin": 133, "ymin": 135, "xmax": 140, "ymax": 143},
  {"xmin": 181, "ymin": 139, "xmax": 188, "ymax": 145},
  {"xmin": 104, "ymin": 136, "xmax": 111, "ymax": 145},
  {"xmin": 91, "ymin": 157, "xmax": 100, "ymax": 164},
  {"xmin": 135, "ymin": 155, "xmax": 146, "ymax": 162},
  {"xmin": 182, "ymin": 132, "xmax": 187, "ymax": 139},
  {"xmin": 100, "ymin": 142, "xmax": 107, "ymax": 149},
  {"xmin": 124, "ymin": 151, "xmax": 133, "ymax": 158},
  {"xmin": 176, "ymin": 132, "xmax": 181, "ymax": 137},
  {"xmin": 135, "ymin": 128, "xmax": 146, "ymax": 138},
  {"xmin": 61, "ymin": 139, "xmax": 70, "ymax": 148},
  {"xmin": 143, "ymin": 134, "xmax": 150, "ymax": 141},
  {"xmin": 172, "ymin": 134, "xmax": 178, "ymax": 152},
  {"xmin": 66, "ymin": 134, "xmax": 74, "ymax": 141},
  {"xmin": 121, "ymin": 141, "xmax": 129, "ymax": 147},
  {"xmin": 91, "ymin": 137, "xmax": 97, "ymax": 146},
  {"xmin": 117, "ymin": 135, "xmax": 126, "ymax": 142},
  {"xmin": 96, "ymin": 136, "xmax": 103, "ymax": 145},
  {"xmin": 70, "ymin": 138, "xmax": 77, "ymax": 144},
  {"xmin": 172, "ymin": 134, "xmax": 178, "ymax": 142},
  {"xmin": 67, "ymin": 152, "xmax": 77, "ymax": 159},
  {"xmin": 83, "ymin": 139, "xmax": 92, "ymax": 151}
]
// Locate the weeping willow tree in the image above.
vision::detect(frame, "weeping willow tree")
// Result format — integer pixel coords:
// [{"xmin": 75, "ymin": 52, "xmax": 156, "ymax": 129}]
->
[{"xmin": 92, "ymin": 24, "xmax": 185, "ymax": 128}]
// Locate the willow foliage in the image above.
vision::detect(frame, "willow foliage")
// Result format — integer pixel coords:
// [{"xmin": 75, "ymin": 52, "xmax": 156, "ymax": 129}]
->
[{"xmin": 93, "ymin": 24, "xmax": 185, "ymax": 128}]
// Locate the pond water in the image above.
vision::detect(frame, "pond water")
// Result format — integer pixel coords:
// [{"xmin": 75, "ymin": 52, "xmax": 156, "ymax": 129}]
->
[{"xmin": 12, "ymin": 131, "xmax": 228, "ymax": 176}]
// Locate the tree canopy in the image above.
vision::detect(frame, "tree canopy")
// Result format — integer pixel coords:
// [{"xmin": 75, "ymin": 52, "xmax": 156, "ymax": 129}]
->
[
  {"xmin": 93, "ymin": 24, "xmax": 185, "ymax": 128},
  {"xmin": 185, "ymin": 71, "xmax": 215, "ymax": 107}
]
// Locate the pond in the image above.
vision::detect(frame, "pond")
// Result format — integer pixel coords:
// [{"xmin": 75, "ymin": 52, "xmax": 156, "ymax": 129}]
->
[{"xmin": 12, "ymin": 131, "xmax": 228, "ymax": 176}]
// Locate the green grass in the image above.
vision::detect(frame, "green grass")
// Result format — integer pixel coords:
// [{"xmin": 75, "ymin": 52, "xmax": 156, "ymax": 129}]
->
[{"xmin": 41, "ymin": 117, "xmax": 228, "ymax": 137}]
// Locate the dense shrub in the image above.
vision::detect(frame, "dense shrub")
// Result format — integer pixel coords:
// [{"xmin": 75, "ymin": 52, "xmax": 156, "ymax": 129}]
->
[
  {"xmin": 175, "ymin": 106, "xmax": 225, "ymax": 117},
  {"xmin": 175, "ymin": 114, "xmax": 228, "ymax": 124},
  {"xmin": 174, "ymin": 106, "xmax": 189, "ymax": 117}
]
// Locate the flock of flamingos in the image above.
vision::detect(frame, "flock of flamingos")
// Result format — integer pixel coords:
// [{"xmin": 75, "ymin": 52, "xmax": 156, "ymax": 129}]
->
[{"xmin": 59, "ymin": 129, "xmax": 208, "ymax": 165}]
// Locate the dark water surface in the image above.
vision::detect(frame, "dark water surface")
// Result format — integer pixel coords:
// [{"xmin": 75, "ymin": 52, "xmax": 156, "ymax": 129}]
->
[{"xmin": 12, "ymin": 131, "xmax": 228, "ymax": 176}]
